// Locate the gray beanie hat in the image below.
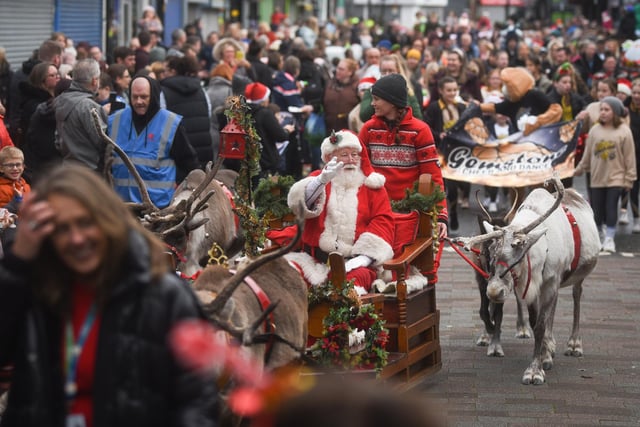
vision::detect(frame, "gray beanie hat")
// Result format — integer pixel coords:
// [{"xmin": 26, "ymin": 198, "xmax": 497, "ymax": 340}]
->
[
  {"xmin": 601, "ymin": 96, "xmax": 624, "ymax": 117},
  {"xmin": 371, "ymin": 74, "xmax": 408, "ymax": 108}
]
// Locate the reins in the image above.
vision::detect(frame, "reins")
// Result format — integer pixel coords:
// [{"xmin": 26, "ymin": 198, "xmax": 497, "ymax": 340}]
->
[{"xmin": 444, "ymin": 237, "xmax": 489, "ymax": 279}]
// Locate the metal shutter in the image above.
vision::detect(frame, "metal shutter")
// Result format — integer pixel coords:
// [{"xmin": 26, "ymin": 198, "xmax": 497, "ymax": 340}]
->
[
  {"xmin": 56, "ymin": 0, "xmax": 103, "ymax": 48},
  {"xmin": 0, "ymin": 0, "xmax": 54, "ymax": 70}
]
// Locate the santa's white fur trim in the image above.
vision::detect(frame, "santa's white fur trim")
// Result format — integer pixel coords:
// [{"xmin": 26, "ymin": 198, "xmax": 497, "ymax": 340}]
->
[
  {"xmin": 352, "ymin": 231, "xmax": 394, "ymax": 265},
  {"xmin": 285, "ymin": 252, "xmax": 330, "ymax": 286},
  {"xmin": 321, "ymin": 130, "xmax": 362, "ymax": 162},
  {"xmin": 364, "ymin": 171, "xmax": 385, "ymax": 189},
  {"xmin": 373, "ymin": 266, "xmax": 428, "ymax": 294},
  {"xmin": 287, "ymin": 176, "xmax": 325, "ymax": 218}
]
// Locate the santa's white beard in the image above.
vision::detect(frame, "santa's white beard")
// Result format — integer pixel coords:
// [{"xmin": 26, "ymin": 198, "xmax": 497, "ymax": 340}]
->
[{"xmin": 332, "ymin": 165, "xmax": 365, "ymax": 189}]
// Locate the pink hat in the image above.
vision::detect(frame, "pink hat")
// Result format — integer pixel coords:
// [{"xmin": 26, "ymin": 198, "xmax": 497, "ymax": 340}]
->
[{"xmin": 244, "ymin": 82, "xmax": 271, "ymax": 104}]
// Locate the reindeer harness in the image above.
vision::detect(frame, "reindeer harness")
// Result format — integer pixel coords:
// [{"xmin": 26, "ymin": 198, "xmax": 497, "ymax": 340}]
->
[
  {"xmin": 448, "ymin": 204, "xmax": 581, "ymax": 298},
  {"xmin": 501, "ymin": 205, "xmax": 581, "ymax": 298},
  {"xmin": 228, "ymin": 269, "xmax": 277, "ymax": 364}
]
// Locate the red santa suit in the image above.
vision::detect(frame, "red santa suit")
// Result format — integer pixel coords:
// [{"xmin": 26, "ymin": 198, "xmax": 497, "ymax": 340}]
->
[{"xmin": 285, "ymin": 131, "xmax": 395, "ymax": 292}]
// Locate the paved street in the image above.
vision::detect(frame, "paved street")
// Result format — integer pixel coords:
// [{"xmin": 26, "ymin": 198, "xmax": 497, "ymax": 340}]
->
[{"xmin": 415, "ymin": 178, "xmax": 640, "ymax": 426}]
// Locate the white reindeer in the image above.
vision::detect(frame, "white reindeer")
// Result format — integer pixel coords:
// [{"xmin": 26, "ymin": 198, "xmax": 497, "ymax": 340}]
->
[{"xmin": 455, "ymin": 177, "xmax": 600, "ymax": 384}]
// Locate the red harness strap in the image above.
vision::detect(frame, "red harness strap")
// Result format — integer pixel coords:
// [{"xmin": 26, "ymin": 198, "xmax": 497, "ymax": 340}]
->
[
  {"xmin": 498, "ymin": 255, "xmax": 532, "ymax": 298},
  {"xmin": 563, "ymin": 205, "xmax": 581, "ymax": 272},
  {"xmin": 228, "ymin": 269, "xmax": 276, "ymax": 358}
]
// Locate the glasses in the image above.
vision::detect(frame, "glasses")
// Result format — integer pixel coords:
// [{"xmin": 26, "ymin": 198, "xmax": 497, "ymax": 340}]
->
[
  {"xmin": 337, "ymin": 152, "xmax": 361, "ymax": 160},
  {"xmin": 2, "ymin": 162, "xmax": 24, "ymax": 169}
]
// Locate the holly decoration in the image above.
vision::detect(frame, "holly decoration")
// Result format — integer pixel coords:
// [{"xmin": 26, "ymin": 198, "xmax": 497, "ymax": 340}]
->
[
  {"xmin": 308, "ymin": 280, "xmax": 389, "ymax": 373},
  {"xmin": 224, "ymin": 96, "xmax": 265, "ymax": 257}
]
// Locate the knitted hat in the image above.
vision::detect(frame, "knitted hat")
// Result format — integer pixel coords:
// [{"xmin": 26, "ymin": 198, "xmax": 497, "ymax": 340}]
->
[
  {"xmin": 371, "ymin": 74, "xmax": 408, "ymax": 108},
  {"xmin": 601, "ymin": 96, "xmax": 624, "ymax": 117},
  {"xmin": 357, "ymin": 76, "xmax": 376, "ymax": 92},
  {"xmin": 406, "ymin": 49, "xmax": 422, "ymax": 60},
  {"xmin": 376, "ymin": 39, "xmax": 392, "ymax": 51},
  {"xmin": 245, "ymin": 82, "xmax": 271, "ymax": 104}
]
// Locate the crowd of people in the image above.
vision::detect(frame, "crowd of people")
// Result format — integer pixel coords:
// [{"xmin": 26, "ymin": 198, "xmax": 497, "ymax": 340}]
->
[{"xmin": 0, "ymin": 4, "xmax": 639, "ymax": 425}]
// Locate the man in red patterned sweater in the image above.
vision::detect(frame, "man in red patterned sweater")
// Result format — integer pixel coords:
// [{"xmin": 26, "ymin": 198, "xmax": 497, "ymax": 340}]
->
[{"xmin": 359, "ymin": 73, "xmax": 449, "ymax": 240}]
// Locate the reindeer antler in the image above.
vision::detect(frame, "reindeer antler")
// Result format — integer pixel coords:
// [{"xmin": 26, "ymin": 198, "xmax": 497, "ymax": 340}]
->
[
  {"xmin": 206, "ymin": 208, "xmax": 304, "ymax": 316},
  {"xmin": 153, "ymin": 158, "xmax": 224, "ymax": 237},
  {"xmin": 454, "ymin": 229, "xmax": 505, "ymax": 250},
  {"xmin": 90, "ymin": 108, "xmax": 159, "ymax": 215},
  {"xmin": 503, "ymin": 188, "xmax": 519, "ymax": 224},
  {"xmin": 475, "ymin": 190, "xmax": 491, "ymax": 222},
  {"xmin": 518, "ymin": 175, "xmax": 564, "ymax": 235}
]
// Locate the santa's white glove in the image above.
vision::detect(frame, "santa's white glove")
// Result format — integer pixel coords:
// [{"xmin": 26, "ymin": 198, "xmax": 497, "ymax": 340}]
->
[
  {"xmin": 345, "ymin": 255, "xmax": 373, "ymax": 272},
  {"xmin": 318, "ymin": 157, "xmax": 344, "ymax": 184}
]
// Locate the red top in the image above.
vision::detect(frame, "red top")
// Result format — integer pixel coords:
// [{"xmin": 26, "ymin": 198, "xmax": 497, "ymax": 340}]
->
[{"xmin": 65, "ymin": 283, "xmax": 101, "ymax": 427}]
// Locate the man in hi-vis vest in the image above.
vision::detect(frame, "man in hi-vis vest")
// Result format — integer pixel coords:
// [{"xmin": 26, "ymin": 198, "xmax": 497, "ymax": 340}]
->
[{"xmin": 108, "ymin": 76, "xmax": 199, "ymax": 208}]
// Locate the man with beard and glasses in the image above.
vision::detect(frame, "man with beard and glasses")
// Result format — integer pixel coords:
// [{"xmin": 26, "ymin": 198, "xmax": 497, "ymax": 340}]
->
[
  {"xmin": 108, "ymin": 75, "xmax": 199, "ymax": 208},
  {"xmin": 284, "ymin": 130, "xmax": 394, "ymax": 295}
]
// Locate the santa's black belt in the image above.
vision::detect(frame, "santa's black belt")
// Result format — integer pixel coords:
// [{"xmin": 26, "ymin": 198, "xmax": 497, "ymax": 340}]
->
[{"xmin": 302, "ymin": 244, "xmax": 329, "ymax": 264}]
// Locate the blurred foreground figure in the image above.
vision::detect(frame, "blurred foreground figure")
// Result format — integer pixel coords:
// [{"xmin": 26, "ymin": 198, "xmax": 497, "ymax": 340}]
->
[{"xmin": 0, "ymin": 164, "xmax": 217, "ymax": 427}]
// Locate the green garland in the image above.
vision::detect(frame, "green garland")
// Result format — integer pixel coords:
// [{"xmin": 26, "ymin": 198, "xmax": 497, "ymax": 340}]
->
[
  {"xmin": 391, "ymin": 180, "xmax": 446, "ymax": 214},
  {"xmin": 308, "ymin": 280, "xmax": 389, "ymax": 373},
  {"xmin": 253, "ymin": 175, "xmax": 295, "ymax": 220},
  {"xmin": 224, "ymin": 96, "xmax": 265, "ymax": 257}
]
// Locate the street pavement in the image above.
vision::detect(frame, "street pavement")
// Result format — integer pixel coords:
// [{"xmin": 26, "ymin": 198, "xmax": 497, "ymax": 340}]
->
[{"xmin": 414, "ymin": 177, "xmax": 640, "ymax": 426}]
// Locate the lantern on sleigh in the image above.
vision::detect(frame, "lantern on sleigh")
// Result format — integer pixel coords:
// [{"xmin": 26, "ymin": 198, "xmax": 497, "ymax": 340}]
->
[{"xmin": 219, "ymin": 119, "xmax": 247, "ymax": 159}]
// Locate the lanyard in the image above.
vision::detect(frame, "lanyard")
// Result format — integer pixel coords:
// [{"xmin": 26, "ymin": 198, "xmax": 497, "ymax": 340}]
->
[{"xmin": 64, "ymin": 303, "xmax": 97, "ymax": 401}]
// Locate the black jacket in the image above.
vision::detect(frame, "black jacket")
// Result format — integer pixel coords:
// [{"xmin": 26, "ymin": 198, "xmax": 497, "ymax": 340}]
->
[
  {"xmin": 423, "ymin": 99, "xmax": 467, "ymax": 150},
  {"xmin": 546, "ymin": 88, "xmax": 587, "ymax": 121},
  {"xmin": 0, "ymin": 231, "xmax": 218, "ymax": 427},
  {"xmin": 160, "ymin": 75, "xmax": 213, "ymax": 168},
  {"xmin": 23, "ymin": 99, "xmax": 62, "ymax": 183},
  {"xmin": 18, "ymin": 81, "xmax": 52, "ymax": 142},
  {"xmin": 249, "ymin": 103, "xmax": 289, "ymax": 175}
]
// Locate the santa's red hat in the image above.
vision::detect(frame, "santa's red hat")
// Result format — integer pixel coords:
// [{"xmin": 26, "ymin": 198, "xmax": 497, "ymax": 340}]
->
[
  {"xmin": 617, "ymin": 78, "xmax": 632, "ymax": 96},
  {"xmin": 357, "ymin": 76, "xmax": 376, "ymax": 92},
  {"xmin": 245, "ymin": 82, "xmax": 271, "ymax": 104},
  {"xmin": 320, "ymin": 129, "xmax": 384, "ymax": 189}
]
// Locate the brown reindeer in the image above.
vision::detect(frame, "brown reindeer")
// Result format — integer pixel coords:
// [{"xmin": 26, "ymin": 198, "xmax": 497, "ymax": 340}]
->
[{"xmin": 193, "ymin": 214, "xmax": 308, "ymax": 370}]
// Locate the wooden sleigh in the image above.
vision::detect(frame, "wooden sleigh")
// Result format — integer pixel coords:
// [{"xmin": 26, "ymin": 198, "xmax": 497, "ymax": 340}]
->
[{"xmin": 269, "ymin": 174, "xmax": 442, "ymax": 389}]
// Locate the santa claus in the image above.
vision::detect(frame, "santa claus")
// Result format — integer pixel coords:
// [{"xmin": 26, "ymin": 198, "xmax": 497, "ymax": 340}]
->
[{"xmin": 285, "ymin": 130, "xmax": 395, "ymax": 294}]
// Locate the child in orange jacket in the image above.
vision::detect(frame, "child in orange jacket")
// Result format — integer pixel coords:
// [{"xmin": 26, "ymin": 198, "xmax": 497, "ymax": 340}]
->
[{"xmin": 0, "ymin": 146, "xmax": 30, "ymax": 209}]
